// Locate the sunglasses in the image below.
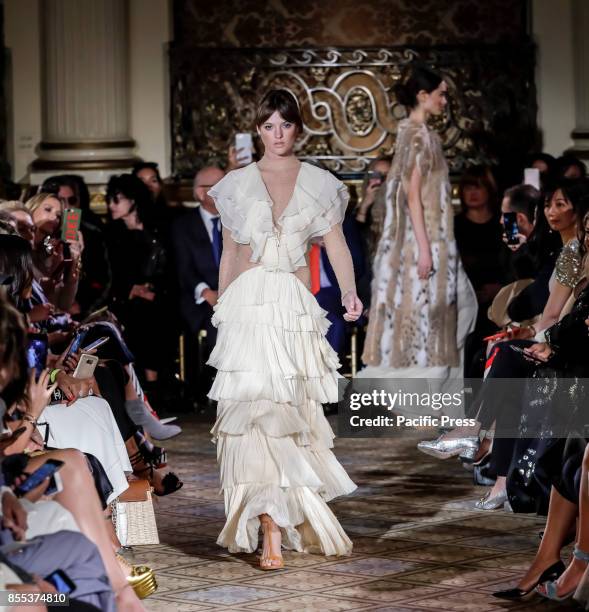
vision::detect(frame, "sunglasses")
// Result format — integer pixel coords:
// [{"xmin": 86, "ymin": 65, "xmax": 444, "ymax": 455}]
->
[{"xmin": 60, "ymin": 195, "xmax": 78, "ymax": 206}]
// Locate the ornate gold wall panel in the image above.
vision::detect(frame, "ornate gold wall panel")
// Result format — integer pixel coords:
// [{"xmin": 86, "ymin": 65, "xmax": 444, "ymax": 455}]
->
[
  {"xmin": 174, "ymin": 0, "xmax": 526, "ymax": 48},
  {"xmin": 170, "ymin": 45, "xmax": 537, "ymax": 178}
]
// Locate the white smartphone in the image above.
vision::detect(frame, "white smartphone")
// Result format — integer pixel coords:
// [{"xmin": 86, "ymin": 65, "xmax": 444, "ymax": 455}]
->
[
  {"xmin": 73, "ymin": 353, "xmax": 99, "ymax": 379},
  {"xmin": 235, "ymin": 133, "xmax": 253, "ymax": 166},
  {"xmin": 524, "ymin": 168, "xmax": 541, "ymax": 190}
]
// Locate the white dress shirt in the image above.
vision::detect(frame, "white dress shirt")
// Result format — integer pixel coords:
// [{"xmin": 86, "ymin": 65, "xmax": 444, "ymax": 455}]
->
[{"xmin": 194, "ymin": 206, "xmax": 221, "ymax": 305}]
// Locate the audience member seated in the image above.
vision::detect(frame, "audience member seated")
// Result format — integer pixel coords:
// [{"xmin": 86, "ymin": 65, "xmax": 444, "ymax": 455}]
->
[
  {"xmin": 131, "ymin": 162, "xmax": 180, "ymax": 248},
  {"xmin": 418, "ymin": 178, "xmax": 589, "ymax": 480},
  {"xmin": 354, "ymin": 156, "xmax": 392, "ymax": 261},
  {"xmin": 41, "ymin": 175, "xmax": 111, "ymax": 318},
  {"xmin": 527, "ymin": 152, "xmax": 557, "ymax": 191},
  {"xmin": 172, "ymin": 165, "xmax": 225, "ymax": 405},
  {"xmin": 455, "ymin": 166, "xmax": 507, "ymax": 365},
  {"xmin": 24, "ymin": 192, "xmax": 83, "ymax": 317},
  {"xmin": 555, "ymin": 154, "xmax": 587, "ymax": 181},
  {"xmin": 492, "ymin": 275, "xmax": 589, "ymax": 603},
  {"xmin": 104, "ymin": 174, "xmax": 169, "ymax": 393},
  {"xmin": 0, "ymin": 293, "xmax": 149, "ymax": 610},
  {"xmin": 499, "ymin": 184, "xmax": 561, "ymax": 324}
]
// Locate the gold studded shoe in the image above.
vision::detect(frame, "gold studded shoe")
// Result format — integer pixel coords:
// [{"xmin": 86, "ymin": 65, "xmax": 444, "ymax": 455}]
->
[
  {"xmin": 127, "ymin": 564, "xmax": 158, "ymax": 599},
  {"xmin": 117, "ymin": 553, "xmax": 158, "ymax": 599}
]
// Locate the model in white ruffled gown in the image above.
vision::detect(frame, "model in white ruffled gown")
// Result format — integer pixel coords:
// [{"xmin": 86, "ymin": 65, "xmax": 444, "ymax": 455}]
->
[{"xmin": 205, "ymin": 94, "xmax": 363, "ymax": 568}]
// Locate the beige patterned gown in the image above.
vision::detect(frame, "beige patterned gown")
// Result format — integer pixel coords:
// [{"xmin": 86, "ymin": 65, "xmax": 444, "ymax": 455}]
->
[{"xmin": 361, "ymin": 119, "xmax": 477, "ymax": 380}]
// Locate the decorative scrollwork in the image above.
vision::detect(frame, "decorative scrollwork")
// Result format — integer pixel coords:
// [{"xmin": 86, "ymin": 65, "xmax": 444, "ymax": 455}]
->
[{"xmin": 170, "ymin": 45, "xmax": 536, "ymax": 178}]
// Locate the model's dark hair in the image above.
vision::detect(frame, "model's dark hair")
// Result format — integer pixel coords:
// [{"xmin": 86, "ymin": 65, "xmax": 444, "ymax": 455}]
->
[
  {"xmin": 394, "ymin": 64, "xmax": 443, "ymax": 109},
  {"xmin": 255, "ymin": 89, "xmax": 303, "ymax": 133},
  {"xmin": 0, "ymin": 235, "xmax": 34, "ymax": 307},
  {"xmin": 504, "ymin": 184, "xmax": 542, "ymax": 223},
  {"xmin": 105, "ymin": 174, "xmax": 153, "ymax": 223}
]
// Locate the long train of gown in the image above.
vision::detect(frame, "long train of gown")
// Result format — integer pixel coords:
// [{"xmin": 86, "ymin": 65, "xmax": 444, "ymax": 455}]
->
[{"xmin": 207, "ymin": 265, "xmax": 357, "ymax": 555}]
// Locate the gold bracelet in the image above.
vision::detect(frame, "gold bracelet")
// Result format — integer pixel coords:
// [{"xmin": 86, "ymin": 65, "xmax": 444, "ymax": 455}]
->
[{"xmin": 22, "ymin": 413, "xmax": 37, "ymax": 427}]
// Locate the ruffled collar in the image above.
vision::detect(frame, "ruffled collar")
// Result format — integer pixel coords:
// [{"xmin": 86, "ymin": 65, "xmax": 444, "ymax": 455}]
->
[{"xmin": 240, "ymin": 161, "xmax": 309, "ymax": 229}]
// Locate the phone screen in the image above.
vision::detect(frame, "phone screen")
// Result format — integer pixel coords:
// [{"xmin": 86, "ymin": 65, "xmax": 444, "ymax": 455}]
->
[
  {"xmin": 44, "ymin": 569, "xmax": 75, "ymax": 593},
  {"xmin": 68, "ymin": 329, "xmax": 88, "ymax": 357},
  {"xmin": 26, "ymin": 335, "xmax": 48, "ymax": 380},
  {"xmin": 502, "ymin": 212, "xmax": 519, "ymax": 245},
  {"xmin": 14, "ymin": 460, "xmax": 64, "ymax": 497},
  {"xmin": 61, "ymin": 207, "xmax": 82, "ymax": 243},
  {"xmin": 235, "ymin": 133, "xmax": 253, "ymax": 166}
]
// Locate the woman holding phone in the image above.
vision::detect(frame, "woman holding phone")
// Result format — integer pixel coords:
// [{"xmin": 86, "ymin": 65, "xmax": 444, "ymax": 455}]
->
[
  {"xmin": 207, "ymin": 89, "xmax": 362, "ymax": 569},
  {"xmin": 24, "ymin": 192, "xmax": 84, "ymax": 314},
  {"xmin": 361, "ymin": 64, "xmax": 476, "ymax": 376}
]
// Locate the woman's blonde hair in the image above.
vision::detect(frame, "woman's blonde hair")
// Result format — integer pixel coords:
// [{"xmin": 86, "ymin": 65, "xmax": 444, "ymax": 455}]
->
[{"xmin": 24, "ymin": 192, "xmax": 61, "ymax": 216}]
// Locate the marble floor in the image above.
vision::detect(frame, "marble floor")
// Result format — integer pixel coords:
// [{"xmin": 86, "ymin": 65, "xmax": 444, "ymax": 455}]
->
[{"xmin": 131, "ymin": 416, "xmax": 576, "ymax": 611}]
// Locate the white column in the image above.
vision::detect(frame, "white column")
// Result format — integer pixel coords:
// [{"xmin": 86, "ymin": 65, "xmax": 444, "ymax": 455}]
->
[
  {"xmin": 570, "ymin": 0, "xmax": 589, "ymax": 157},
  {"xmin": 532, "ymin": 0, "xmax": 575, "ymax": 156},
  {"xmin": 31, "ymin": 0, "xmax": 138, "ymax": 184},
  {"xmin": 4, "ymin": 0, "xmax": 42, "ymax": 182},
  {"xmin": 129, "ymin": 0, "xmax": 172, "ymax": 178}
]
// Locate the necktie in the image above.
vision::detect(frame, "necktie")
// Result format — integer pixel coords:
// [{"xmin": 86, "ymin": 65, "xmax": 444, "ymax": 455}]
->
[
  {"xmin": 310, "ymin": 243, "xmax": 321, "ymax": 295},
  {"xmin": 211, "ymin": 217, "xmax": 222, "ymax": 267}
]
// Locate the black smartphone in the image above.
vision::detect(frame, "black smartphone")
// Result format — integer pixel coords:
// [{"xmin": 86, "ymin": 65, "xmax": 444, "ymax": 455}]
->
[
  {"xmin": 14, "ymin": 459, "xmax": 64, "ymax": 497},
  {"xmin": 44, "ymin": 569, "xmax": 76, "ymax": 593},
  {"xmin": 503, "ymin": 212, "xmax": 519, "ymax": 245},
  {"xmin": 509, "ymin": 344, "xmax": 542, "ymax": 363},
  {"xmin": 26, "ymin": 334, "xmax": 49, "ymax": 380}
]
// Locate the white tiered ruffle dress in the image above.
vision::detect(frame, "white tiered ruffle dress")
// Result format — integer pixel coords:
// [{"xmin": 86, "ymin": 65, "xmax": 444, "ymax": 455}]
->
[{"xmin": 207, "ymin": 162, "xmax": 356, "ymax": 556}]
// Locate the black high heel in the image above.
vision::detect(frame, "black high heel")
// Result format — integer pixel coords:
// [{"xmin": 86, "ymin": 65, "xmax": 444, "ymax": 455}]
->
[
  {"xmin": 492, "ymin": 560, "xmax": 566, "ymax": 599},
  {"xmin": 153, "ymin": 472, "xmax": 183, "ymax": 497},
  {"xmin": 133, "ymin": 430, "xmax": 167, "ymax": 469}
]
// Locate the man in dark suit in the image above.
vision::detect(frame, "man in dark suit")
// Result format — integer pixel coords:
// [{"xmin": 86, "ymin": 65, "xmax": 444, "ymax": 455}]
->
[
  {"xmin": 172, "ymin": 165, "xmax": 225, "ymax": 404},
  {"xmin": 314, "ymin": 211, "xmax": 367, "ymax": 355}
]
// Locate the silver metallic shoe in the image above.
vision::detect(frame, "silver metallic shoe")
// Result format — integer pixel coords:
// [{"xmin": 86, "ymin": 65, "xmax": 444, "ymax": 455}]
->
[
  {"xmin": 417, "ymin": 435, "xmax": 479, "ymax": 459},
  {"xmin": 459, "ymin": 446, "xmax": 478, "ymax": 463},
  {"xmin": 474, "ymin": 491, "xmax": 508, "ymax": 510}
]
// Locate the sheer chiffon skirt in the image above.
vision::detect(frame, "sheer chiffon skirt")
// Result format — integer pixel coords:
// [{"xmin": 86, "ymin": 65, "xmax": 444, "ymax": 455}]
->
[{"xmin": 207, "ymin": 266, "xmax": 356, "ymax": 555}]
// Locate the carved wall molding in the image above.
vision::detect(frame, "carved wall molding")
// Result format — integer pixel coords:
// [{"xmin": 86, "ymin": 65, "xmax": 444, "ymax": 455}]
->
[{"xmin": 170, "ymin": 44, "xmax": 536, "ymax": 179}]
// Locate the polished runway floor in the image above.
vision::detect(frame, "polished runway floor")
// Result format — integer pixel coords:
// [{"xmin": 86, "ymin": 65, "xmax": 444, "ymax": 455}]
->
[{"xmin": 135, "ymin": 416, "xmax": 575, "ymax": 611}]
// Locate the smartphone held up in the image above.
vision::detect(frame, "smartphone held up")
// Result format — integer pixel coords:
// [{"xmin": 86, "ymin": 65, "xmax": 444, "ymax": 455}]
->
[
  {"xmin": 234, "ymin": 133, "xmax": 253, "ymax": 166},
  {"xmin": 502, "ymin": 211, "xmax": 520, "ymax": 246}
]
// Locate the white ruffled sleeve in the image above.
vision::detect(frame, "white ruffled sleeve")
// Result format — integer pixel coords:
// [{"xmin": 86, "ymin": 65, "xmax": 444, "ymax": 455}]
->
[
  {"xmin": 316, "ymin": 171, "xmax": 350, "ymax": 233},
  {"xmin": 207, "ymin": 171, "xmax": 249, "ymax": 244}
]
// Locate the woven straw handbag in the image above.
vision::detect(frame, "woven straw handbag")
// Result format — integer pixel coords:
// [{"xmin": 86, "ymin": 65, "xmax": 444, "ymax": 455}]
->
[{"xmin": 112, "ymin": 479, "xmax": 159, "ymax": 546}]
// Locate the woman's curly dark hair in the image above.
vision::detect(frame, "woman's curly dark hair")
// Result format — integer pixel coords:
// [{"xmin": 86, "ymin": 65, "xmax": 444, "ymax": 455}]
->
[{"xmin": 105, "ymin": 174, "xmax": 153, "ymax": 224}]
